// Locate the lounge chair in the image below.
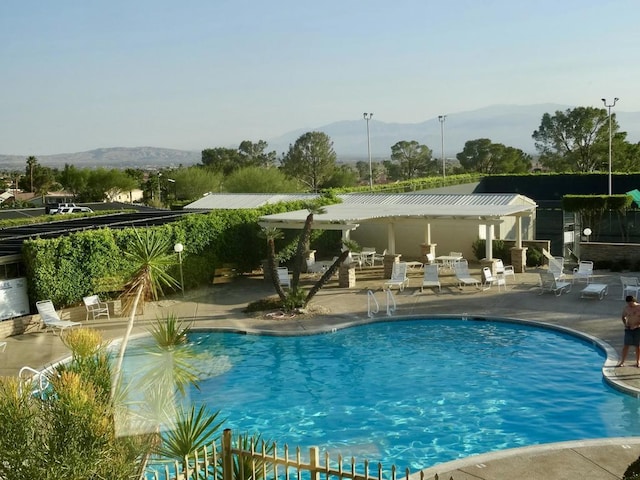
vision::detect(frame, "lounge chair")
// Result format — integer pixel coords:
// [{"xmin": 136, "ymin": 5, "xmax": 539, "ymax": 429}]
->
[
  {"xmin": 620, "ymin": 276, "xmax": 640, "ymax": 300},
  {"xmin": 482, "ymin": 266, "xmax": 505, "ymax": 291},
  {"xmin": 538, "ymin": 271, "xmax": 571, "ymax": 296},
  {"xmin": 420, "ymin": 264, "xmax": 441, "ymax": 293},
  {"xmin": 572, "ymin": 261, "xmax": 593, "ymax": 284},
  {"xmin": 453, "ymin": 260, "xmax": 481, "ymax": 289},
  {"xmin": 384, "ymin": 262, "xmax": 409, "ymax": 291},
  {"xmin": 35, "ymin": 300, "xmax": 81, "ymax": 334},
  {"xmin": 549, "ymin": 256, "xmax": 565, "ymax": 280},
  {"xmin": 495, "ymin": 259, "xmax": 515, "ymax": 281},
  {"xmin": 82, "ymin": 294, "xmax": 110, "ymax": 321},
  {"xmin": 277, "ymin": 267, "xmax": 291, "ymax": 288}
]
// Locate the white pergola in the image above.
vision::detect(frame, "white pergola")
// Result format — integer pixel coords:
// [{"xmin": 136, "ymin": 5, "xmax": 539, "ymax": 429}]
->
[{"xmin": 258, "ymin": 200, "xmax": 537, "ymax": 261}]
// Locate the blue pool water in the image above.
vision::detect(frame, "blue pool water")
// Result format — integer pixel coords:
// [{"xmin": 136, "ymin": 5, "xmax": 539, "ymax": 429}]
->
[{"xmin": 126, "ymin": 318, "xmax": 640, "ymax": 470}]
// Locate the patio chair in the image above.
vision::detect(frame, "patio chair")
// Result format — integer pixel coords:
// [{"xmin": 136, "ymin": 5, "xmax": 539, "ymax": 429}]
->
[
  {"xmin": 482, "ymin": 266, "xmax": 505, "ymax": 291},
  {"xmin": 35, "ymin": 300, "xmax": 81, "ymax": 335},
  {"xmin": 495, "ymin": 259, "xmax": 515, "ymax": 281},
  {"xmin": 453, "ymin": 260, "xmax": 481, "ymax": 289},
  {"xmin": 572, "ymin": 261, "xmax": 593, "ymax": 284},
  {"xmin": 361, "ymin": 247, "xmax": 377, "ymax": 267},
  {"xmin": 538, "ymin": 271, "xmax": 572, "ymax": 296},
  {"xmin": 384, "ymin": 262, "xmax": 409, "ymax": 291},
  {"xmin": 277, "ymin": 267, "xmax": 291, "ymax": 288},
  {"xmin": 620, "ymin": 276, "xmax": 640, "ymax": 300},
  {"xmin": 548, "ymin": 256, "xmax": 565, "ymax": 280},
  {"xmin": 305, "ymin": 258, "xmax": 326, "ymax": 276},
  {"xmin": 373, "ymin": 249, "xmax": 387, "ymax": 266},
  {"xmin": 82, "ymin": 294, "xmax": 110, "ymax": 321},
  {"xmin": 420, "ymin": 264, "xmax": 441, "ymax": 293}
]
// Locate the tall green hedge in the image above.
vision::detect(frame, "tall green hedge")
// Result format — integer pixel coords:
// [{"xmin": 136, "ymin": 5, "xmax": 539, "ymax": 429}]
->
[{"xmin": 22, "ymin": 197, "xmax": 339, "ymax": 308}]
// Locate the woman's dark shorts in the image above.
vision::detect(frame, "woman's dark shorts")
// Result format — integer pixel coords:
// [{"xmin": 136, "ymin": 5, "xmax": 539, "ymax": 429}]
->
[{"xmin": 624, "ymin": 328, "xmax": 640, "ymax": 346}]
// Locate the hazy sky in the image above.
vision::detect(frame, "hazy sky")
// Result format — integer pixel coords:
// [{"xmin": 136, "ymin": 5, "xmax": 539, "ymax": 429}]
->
[{"xmin": 1, "ymin": 0, "xmax": 638, "ymax": 155}]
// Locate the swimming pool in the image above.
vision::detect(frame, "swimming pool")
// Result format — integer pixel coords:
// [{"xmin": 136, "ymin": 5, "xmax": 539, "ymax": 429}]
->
[{"xmin": 126, "ymin": 318, "xmax": 640, "ymax": 470}]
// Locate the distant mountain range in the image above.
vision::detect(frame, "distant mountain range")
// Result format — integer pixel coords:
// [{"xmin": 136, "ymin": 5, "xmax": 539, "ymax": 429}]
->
[{"xmin": 2, "ymin": 104, "xmax": 639, "ymax": 169}]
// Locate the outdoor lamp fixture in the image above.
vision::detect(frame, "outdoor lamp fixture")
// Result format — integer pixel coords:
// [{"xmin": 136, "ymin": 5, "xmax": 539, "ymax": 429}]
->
[
  {"xmin": 167, "ymin": 178, "xmax": 176, "ymax": 201},
  {"xmin": 157, "ymin": 172, "xmax": 162, "ymax": 202},
  {"xmin": 601, "ymin": 97, "xmax": 619, "ymax": 195},
  {"xmin": 583, "ymin": 227, "xmax": 592, "ymax": 242},
  {"xmin": 363, "ymin": 113, "xmax": 373, "ymax": 190},
  {"xmin": 174, "ymin": 243, "xmax": 185, "ymax": 297},
  {"xmin": 438, "ymin": 115, "xmax": 447, "ymax": 180}
]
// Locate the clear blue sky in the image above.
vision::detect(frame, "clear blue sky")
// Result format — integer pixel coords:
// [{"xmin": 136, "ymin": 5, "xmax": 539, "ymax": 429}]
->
[{"xmin": 1, "ymin": 0, "xmax": 638, "ymax": 155}]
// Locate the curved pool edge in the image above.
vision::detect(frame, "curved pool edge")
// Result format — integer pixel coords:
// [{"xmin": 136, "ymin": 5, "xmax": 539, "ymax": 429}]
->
[{"xmin": 411, "ymin": 436, "xmax": 640, "ymax": 480}]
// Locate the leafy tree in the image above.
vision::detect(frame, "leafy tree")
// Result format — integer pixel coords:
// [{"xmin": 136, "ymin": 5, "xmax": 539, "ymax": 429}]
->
[
  {"xmin": 238, "ymin": 140, "xmax": 277, "ymax": 168},
  {"xmin": 457, "ymin": 138, "xmax": 531, "ymax": 173},
  {"xmin": 165, "ymin": 166, "xmax": 224, "ymax": 201},
  {"xmin": 322, "ymin": 164, "xmax": 359, "ymax": 188},
  {"xmin": 387, "ymin": 140, "xmax": 436, "ymax": 181},
  {"xmin": 280, "ymin": 131, "xmax": 337, "ymax": 192},
  {"xmin": 532, "ymin": 106, "xmax": 615, "ymax": 172},
  {"xmin": 58, "ymin": 164, "xmax": 88, "ymax": 198},
  {"xmin": 201, "ymin": 147, "xmax": 241, "ymax": 175},
  {"xmin": 224, "ymin": 166, "xmax": 302, "ymax": 193}
]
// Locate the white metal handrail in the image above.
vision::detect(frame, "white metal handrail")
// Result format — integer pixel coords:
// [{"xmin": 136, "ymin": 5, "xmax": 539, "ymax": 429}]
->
[
  {"xmin": 385, "ymin": 288, "xmax": 396, "ymax": 316},
  {"xmin": 18, "ymin": 365, "xmax": 50, "ymax": 399},
  {"xmin": 367, "ymin": 290, "xmax": 379, "ymax": 318}
]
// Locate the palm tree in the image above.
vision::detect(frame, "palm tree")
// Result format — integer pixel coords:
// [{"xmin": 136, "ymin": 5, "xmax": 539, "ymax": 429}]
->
[
  {"xmin": 260, "ymin": 204, "xmax": 350, "ymax": 311},
  {"xmin": 258, "ymin": 227, "xmax": 287, "ymax": 303},
  {"xmin": 111, "ymin": 229, "xmax": 179, "ymax": 397}
]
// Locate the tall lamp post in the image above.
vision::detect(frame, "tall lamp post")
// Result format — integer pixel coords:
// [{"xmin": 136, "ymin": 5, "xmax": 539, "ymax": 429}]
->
[
  {"xmin": 363, "ymin": 113, "xmax": 373, "ymax": 190},
  {"xmin": 438, "ymin": 115, "xmax": 447, "ymax": 180},
  {"xmin": 174, "ymin": 243, "xmax": 185, "ymax": 297},
  {"xmin": 602, "ymin": 97, "xmax": 619, "ymax": 195},
  {"xmin": 167, "ymin": 178, "xmax": 176, "ymax": 203}
]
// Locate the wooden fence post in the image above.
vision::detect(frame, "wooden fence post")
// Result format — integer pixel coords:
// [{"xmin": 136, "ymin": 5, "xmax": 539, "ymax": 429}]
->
[{"xmin": 222, "ymin": 429, "xmax": 233, "ymax": 480}]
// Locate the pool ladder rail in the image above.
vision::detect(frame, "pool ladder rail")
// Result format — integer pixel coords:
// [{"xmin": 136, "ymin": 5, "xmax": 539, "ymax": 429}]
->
[
  {"xmin": 366, "ymin": 289, "xmax": 396, "ymax": 318},
  {"xmin": 18, "ymin": 365, "xmax": 50, "ymax": 399}
]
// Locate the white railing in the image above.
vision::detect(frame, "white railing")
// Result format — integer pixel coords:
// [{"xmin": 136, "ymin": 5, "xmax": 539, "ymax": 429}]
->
[
  {"xmin": 18, "ymin": 365, "xmax": 50, "ymax": 399},
  {"xmin": 145, "ymin": 429, "xmax": 430, "ymax": 480},
  {"xmin": 367, "ymin": 290, "xmax": 379, "ymax": 318},
  {"xmin": 385, "ymin": 288, "xmax": 396, "ymax": 316}
]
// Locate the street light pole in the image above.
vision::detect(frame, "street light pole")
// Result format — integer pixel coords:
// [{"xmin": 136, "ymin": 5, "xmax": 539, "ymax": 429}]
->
[
  {"xmin": 174, "ymin": 243, "xmax": 185, "ymax": 297},
  {"xmin": 438, "ymin": 115, "xmax": 447, "ymax": 181},
  {"xmin": 363, "ymin": 113, "xmax": 373, "ymax": 190},
  {"xmin": 601, "ymin": 97, "xmax": 619, "ymax": 195}
]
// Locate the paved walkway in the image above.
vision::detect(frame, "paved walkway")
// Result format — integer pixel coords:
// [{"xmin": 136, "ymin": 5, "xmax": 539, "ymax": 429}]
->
[{"xmin": 3, "ymin": 266, "xmax": 640, "ymax": 479}]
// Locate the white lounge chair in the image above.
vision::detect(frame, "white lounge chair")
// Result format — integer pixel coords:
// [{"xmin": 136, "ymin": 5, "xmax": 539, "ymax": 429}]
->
[
  {"xmin": 420, "ymin": 264, "xmax": 441, "ymax": 293},
  {"xmin": 538, "ymin": 271, "xmax": 571, "ymax": 296},
  {"xmin": 277, "ymin": 267, "xmax": 291, "ymax": 288},
  {"xmin": 82, "ymin": 294, "xmax": 110, "ymax": 321},
  {"xmin": 453, "ymin": 260, "xmax": 481, "ymax": 289},
  {"xmin": 549, "ymin": 256, "xmax": 565, "ymax": 280},
  {"xmin": 495, "ymin": 259, "xmax": 515, "ymax": 281},
  {"xmin": 572, "ymin": 261, "xmax": 593, "ymax": 284},
  {"xmin": 482, "ymin": 266, "xmax": 505, "ymax": 291},
  {"xmin": 36, "ymin": 300, "xmax": 81, "ymax": 334},
  {"xmin": 384, "ymin": 262, "xmax": 409, "ymax": 291},
  {"xmin": 620, "ymin": 276, "xmax": 640, "ymax": 300}
]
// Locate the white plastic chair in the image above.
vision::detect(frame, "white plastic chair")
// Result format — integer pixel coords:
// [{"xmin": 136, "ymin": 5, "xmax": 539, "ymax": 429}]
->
[
  {"xmin": 453, "ymin": 260, "xmax": 481, "ymax": 289},
  {"xmin": 384, "ymin": 262, "xmax": 409, "ymax": 291},
  {"xmin": 82, "ymin": 295, "xmax": 110, "ymax": 321},
  {"xmin": 572, "ymin": 261, "xmax": 593, "ymax": 284},
  {"xmin": 277, "ymin": 267, "xmax": 291, "ymax": 288},
  {"xmin": 549, "ymin": 256, "xmax": 565, "ymax": 280},
  {"xmin": 420, "ymin": 264, "xmax": 441, "ymax": 293},
  {"xmin": 495, "ymin": 259, "xmax": 515, "ymax": 281},
  {"xmin": 621, "ymin": 276, "xmax": 640, "ymax": 300},
  {"xmin": 482, "ymin": 266, "xmax": 505, "ymax": 291},
  {"xmin": 373, "ymin": 249, "xmax": 387, "ymax": 266},
  {"xmin": 538, "ymin": 272, "xmax": 572, "ymax": 296},
  {"xmin": 36, "ymin": 300, "xmax": 81, "ymax": 334}
]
